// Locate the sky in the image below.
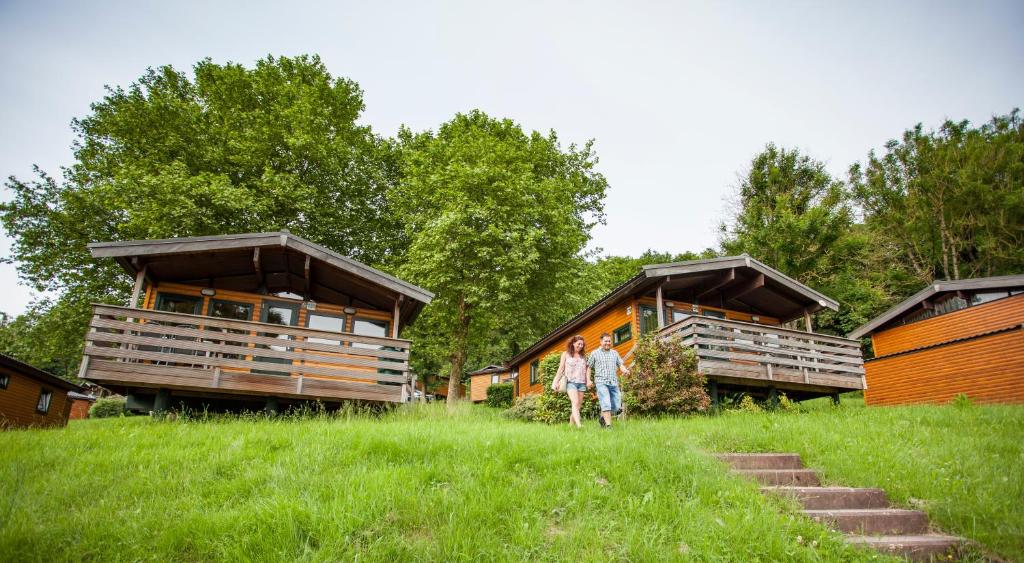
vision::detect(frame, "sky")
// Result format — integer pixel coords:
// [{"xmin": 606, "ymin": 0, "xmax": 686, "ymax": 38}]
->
[{"xmin": 1, "ymin": 0, "xmax": 1022, "ymax": 316}]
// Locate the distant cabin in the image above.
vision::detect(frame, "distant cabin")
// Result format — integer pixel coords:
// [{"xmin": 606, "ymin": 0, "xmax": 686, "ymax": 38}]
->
[
  {"xmin": 506, "ymin": 256, "xmax": 866, "ymax": 404},
  {"xmin": 849, "ymin": 275, "xmax": 1024, "ymax": 406},
  {"xmin": 0, "ymin": 354, "xmax": 83, "ymax": 429},
  {"xmin": 67, "ymin": 391, "xmax": 97, "ymax": 420},
  {"xmin": 467, "ymin": 364, "xmax": 514, "ymax": 403},
  {"xmin": 78, "ymin": 232, "xmax": 433, "ymax": 413}
]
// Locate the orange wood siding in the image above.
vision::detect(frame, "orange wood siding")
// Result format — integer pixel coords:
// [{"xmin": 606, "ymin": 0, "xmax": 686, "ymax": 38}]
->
[
  {"xmin": 871, "ymin": 293, "xmax": 1024, "ymax": 357},
  {"xmin": 68, "ymin": 399, "xmax": 92, "ymax": 420},
  {"xmin": 0, "ymin": 367, "xmax": 72, "ymax": 428},
  {"xmin": 864, "ymin": 328, "xmax": 1024, "ymax": 406}
]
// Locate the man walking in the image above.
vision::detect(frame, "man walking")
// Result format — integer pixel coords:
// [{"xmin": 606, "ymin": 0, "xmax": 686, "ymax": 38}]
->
[{"xmin": 588, "ymin": 332, "xmax": 630, "ymax": 428}]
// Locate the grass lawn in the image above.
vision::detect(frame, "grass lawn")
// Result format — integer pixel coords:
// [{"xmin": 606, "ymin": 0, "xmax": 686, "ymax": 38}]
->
[{"xmin": 0, "ymin": 399, "xmax": 1020, "ymax": 561}]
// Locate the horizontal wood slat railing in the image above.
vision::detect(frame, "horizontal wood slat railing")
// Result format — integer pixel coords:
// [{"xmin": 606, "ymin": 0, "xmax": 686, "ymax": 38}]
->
[
  {"xmin": 80, "ymin": 304, "xmax": 413, "ymax": 402},
  {"xmin": 658, "ymin": 315, "xmax": 865, "ymax": 390}
]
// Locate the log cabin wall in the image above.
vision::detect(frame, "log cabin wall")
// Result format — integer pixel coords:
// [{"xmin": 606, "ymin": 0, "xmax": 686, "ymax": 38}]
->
[{"xmin": 0, "ymin": 365, "xmax": 73, "ymax": 429}]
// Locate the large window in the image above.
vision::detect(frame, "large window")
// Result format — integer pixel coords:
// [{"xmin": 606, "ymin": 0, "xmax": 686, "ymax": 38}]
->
[
  {"xmin": 639, "ymin": 305, "xmax": 659, "ymax": 335},
  {"xmin": 529, "ymin": 360, "xmax": 539, "ymax": 385},
  {"xmin": 36, "ymin": 389, "xmax": 52, "ymax": 414},
  {"xmin": 671, "ymin": 310, "xmax": 691, "ymax": 323},
  {"xmin": 155, "ymin": 293, "xmax": 202, "ymax": 315},
  {"xmin": 612, "ymin": 323, "xmax": 632, "ymax": 346},
  {"xmin": 0, "ymin": 372, "xmax": 8, "ymax": 389},
  {"xmin": 254, "ymin": 301, "xmax": 300, "ymax": 376},
  {"xmin": 352, "ymin": 318, "xmax": 389, "ymax": 349},
  {"xmin": 306, "ymin": 313, "xmax": 346, "ymax": 345},
  {"xmin": 206, "ymin": 299, "xmax": 254, "ymax": 359}
]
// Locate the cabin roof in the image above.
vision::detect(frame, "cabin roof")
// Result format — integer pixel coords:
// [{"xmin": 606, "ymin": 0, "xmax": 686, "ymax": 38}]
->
[
  {"xmin": 507, "ymin": 255, "xmax": 838, "ymax": 366},
  {"xmin": 0, "ymin": 354, "xmax": 83, "ymax": 392},
  {"xmin": 467, "ymin": 364, "xmax": 508, "ymax": 376},
  {"xmin": 89, "ymin": 231, "xmax": 434, "ymax": 326},
  {"xmin": 848, "ymin": 273, "xmax": 1024, "ymax": 339}
]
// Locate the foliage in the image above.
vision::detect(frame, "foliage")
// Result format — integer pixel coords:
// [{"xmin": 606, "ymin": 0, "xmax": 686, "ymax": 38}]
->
[
  {"xmin": 501, "ymin": 394, "xmax": 541, "ymax": 422},
  {"xmin": 850, "ymin": 109, "xmax": 1024, "ymax": 283},
  {"xmin": 483, "ymin": 382, "xmax": 514, "ymax": 409},
  {"xmin": 534, "ymin": 352, "xmax": 600, "ymax": 424},
  {"xmin": 951, "ymin": 393, "xmax": 974, "ymax": 409},
  {"xmin": 0, "ymin": 55, "xmax": 401, "ymax": 378},
  {"xmin": 775, "ymin": 392, "xmax": 797, "ymax": 412},
  {"xmin": 736, "ymin": 395, "xmax": 763, "ymax": 413},
  {"xmin": 88, "ymin": 398, "xmax": 126, "ymax": 418},
  {"xmin": 623, "ymin": 334, "xmax": 709, "ymax": 416},
  {"xmin": 392, "ymin": 111, "xmax": 608, "ymax": 402}
]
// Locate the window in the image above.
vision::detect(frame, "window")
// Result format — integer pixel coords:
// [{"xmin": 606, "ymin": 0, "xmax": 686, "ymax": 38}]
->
[
  {"xmin": 0, "ymin": 372, "xmax": 8, "ymax": 389},
  {"xmin": 352, "ymin": 318, "xmax": 390, "ymax": 349},
  {"xmin": 491, "ymin": 374, "xmax": 500, "ymax": 384},
  {"xmin": 701, "ymin": 309, "xmax": 727, "ymax": 319},
  {"xmin": 306, "ymin": 313, "xmax": 346, "ymax": 345},
  {"xmin": 529, "ymin": 360, "xmax": 539, "ymax": 385},
  {"xmin": 206, "ymin": 299, "xmax": 254, "ymax": 359},
  {"xmin": 612, "ymin": 323, "xmax": 632, "ymax": 345},
  {"xmin": 639, "ymin": 305, "xmax": 659, "ymax": 334},
  {"xmin": 254, "ymin": 300, "xmax": 300, "ymax": 376},
  {"xmin": 671, "ymin": 310, "xmax": 691, "ymax": 323},
  {"xmin": 155, "ymin": 293, "xmax": 202, "ymax": 315},
  {"xmin": 971, "ymin": 291, "xmax": 1010, "ymax": 306},
  {"xmin": 36, "ymin": 389, "xmax": 52, "ymax": 414}
]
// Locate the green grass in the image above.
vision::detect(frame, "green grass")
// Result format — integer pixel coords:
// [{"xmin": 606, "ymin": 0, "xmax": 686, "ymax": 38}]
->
[{"xmin": 0, "ymin": 400, "xmax": 1019, "ymax": 561}]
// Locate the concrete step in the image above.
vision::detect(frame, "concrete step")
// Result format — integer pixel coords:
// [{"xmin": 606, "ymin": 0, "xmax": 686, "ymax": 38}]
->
[
  {"xmin": 804, "ymin": 509, "xmax": 930, "ymax": 535},
  {"xmin": 716, "ymin": 453, "xmax": 804, "ymax": 470},
  {"xmin": 762, "ymin": 486, "xmax": 890, "ymax": 510},
  {"xmin": 734, "ymin": 469, "xmax": 821, "ymax": 486},
  {"xmin": 846, "ymin": 534, "xmax": 962, "ymax": 561}
]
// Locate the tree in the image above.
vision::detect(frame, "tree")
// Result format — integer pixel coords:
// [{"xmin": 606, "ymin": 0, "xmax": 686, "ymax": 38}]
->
[
  {"xmin": 0, "ymin": 55, "xmax": 401, "ymax": 377},
  {"xmin": 392, "ymin": 111, "xmax": 607, "ymax": 404},
  {"xmin": 850, "ymin": 110, "xmax": 1024, "ymax": 283}
]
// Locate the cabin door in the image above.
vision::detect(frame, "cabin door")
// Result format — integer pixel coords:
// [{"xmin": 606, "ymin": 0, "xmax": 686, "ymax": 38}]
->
[{"xmin": 254, "ymin": 301, "xmax": 301, "ymax": 376}]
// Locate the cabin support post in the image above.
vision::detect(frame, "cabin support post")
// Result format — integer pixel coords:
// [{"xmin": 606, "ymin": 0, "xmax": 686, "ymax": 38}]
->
[
  {"xmin": 709, "ymin": 380, "xmax": 719, "ymax": 411},
  {"xmin": 656, "ymin": 282, "xmax": 666, "ymax": 329},
  {"xmin": 392, "ymin": 296, "xmax": 403, "ymax": 339},
  {"xmin": 829, "ymin": 393, "xmax": 841, "ymax": 406},
  {"xmin": 768, "ymin": 386, "xmax": 778, "ymax": 409},
  {"xmin": 130, "ymin": 265, "xmax": 147, "ymax": 309},
  {"xmin": 153, "ymin": 388, "xmax": 170, "ymax": 414},
  {"xmin": 803, "ymin": 309, "xmax": 813, "ymax": 333},
  {"xmin": 264, "ymin": 396, "xmax": 279, "ymax": 415}
]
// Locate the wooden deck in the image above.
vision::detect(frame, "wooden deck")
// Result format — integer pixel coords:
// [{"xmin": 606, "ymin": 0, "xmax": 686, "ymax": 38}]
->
[
  {"xmin": 658, "ymin": 315, "xmax": 866, "ymax": 395},
  {"xmin": 79, "ymin": 304, "xmax": 413, "ymax": 403}
]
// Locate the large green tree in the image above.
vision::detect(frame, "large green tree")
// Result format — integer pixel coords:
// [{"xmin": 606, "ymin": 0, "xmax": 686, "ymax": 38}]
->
[
  {"xmin": 392, "ymin": 111, "xmax": 607, "ymax": 403},
  {"xmin": 0, "ymin": 55, "xmax": 401, "ymax": 377},
  {"xmin": 850, "ymin": 110, "xmax": 1024, "ymax": 283}
]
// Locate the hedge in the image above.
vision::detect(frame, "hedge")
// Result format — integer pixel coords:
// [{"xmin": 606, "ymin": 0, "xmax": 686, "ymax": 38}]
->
[{"xmin": 484, "ymin": 382, "xmax": 514, "ymax": 408}]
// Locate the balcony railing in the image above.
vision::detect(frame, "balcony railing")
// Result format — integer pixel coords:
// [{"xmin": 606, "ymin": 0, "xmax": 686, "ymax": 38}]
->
[
  {"xmin": 79, "ymin": 304, "xmax": 412, "ymax": 403},
  {"xmin": 658, "ymin": 315, "xmax": 865, "ymax": 391}
]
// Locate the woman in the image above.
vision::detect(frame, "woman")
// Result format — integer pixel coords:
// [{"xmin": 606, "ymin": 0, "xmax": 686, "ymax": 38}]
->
[{"xmin": 555, "ymin": 335, "xmax": 592, "ymax": 428}]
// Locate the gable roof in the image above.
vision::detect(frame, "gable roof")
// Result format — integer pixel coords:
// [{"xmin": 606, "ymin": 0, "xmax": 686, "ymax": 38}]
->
[
  {"xmin": 0, "ymin": 354, "xmax": 83, "ymax": 392},
  {"xmin": 467, "ymin": 364, "xmax": 509, "ymax": 376},
  {"xmin": 507, "ymin": 255, "xmax": 838, "ymax": 366},
  {"xmin": 848, "ymin": 274, "xmax": 1024, "ymax": 339}
]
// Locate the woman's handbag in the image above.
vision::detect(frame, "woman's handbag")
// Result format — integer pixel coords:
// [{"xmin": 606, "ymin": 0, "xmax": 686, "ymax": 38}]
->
[{"xmin": 551, "ymin": 373, "xmax": 567, "ymax": 393}]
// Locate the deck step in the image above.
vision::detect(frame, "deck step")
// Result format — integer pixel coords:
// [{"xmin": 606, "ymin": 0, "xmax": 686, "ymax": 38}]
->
[
  {"xmin": 715, "ymin": 453, "xmax": 804, "ymax": 470},
  {"xmin": 845, "ymin": 535, "xmax": 962, "ymax": 561},
  {"xmin": 804, "ymin": 509, "xmax": 930, "ymax": 535},
  {"xmin": 762, "ymin": 486, "xmax": 889, "ymax": 509},
  {"xmin": 734, "ymin": 469, "xmax": 821, "ymax": 486}
]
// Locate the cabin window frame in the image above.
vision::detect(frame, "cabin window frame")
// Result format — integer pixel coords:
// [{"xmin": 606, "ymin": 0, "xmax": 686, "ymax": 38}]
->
[
  {"xmin": 0, "ymin": 372, "xmax": 8, "ymax": 389},
  {"xmin": 154, "ymin": 292, "xmax": 202, "ymax": 315},
  {"xmin": 529, "ymin": 360, "xmax": 539, "ymax": 385},
  {"xmin": 638, "ymin": 304, "xmax": 659, "ymax": 335},
  {"xmin": 36, "ymin": 388, "xmax": 52, "ymax": 414},
  {"xmin": 491, "ymin": 374, "xmax": 500, "ymax": 384},
  {"xmin": 253, "ymin": 300, "xmax": 302, "ymax": 376},
  {"xmin": 612, "ymin": 323, "xmax": 633, "ymax": 346},
  {"xmin": 305, "ymin": 310, "xmax": 348, "ymax": 346}
]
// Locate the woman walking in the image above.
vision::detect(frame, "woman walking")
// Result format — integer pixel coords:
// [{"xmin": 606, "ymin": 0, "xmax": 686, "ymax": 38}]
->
[{"xmin": 555, "ymin": 335, "xmax": 592, "ymax": 428}]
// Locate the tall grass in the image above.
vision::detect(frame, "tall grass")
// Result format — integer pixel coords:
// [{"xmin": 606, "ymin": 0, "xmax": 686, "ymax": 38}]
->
[
  {"xmin": 1, "ymin": 403, "xmax": 888, "ymax": 562},
  {"xmin": 685, "ymin": 397, "xmax": 1024, "ymax": 561}
]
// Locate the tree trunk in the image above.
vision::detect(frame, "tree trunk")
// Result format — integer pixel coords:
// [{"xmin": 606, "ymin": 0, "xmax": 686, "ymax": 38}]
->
[{"xmin": 446, "ymin": 294, "xmax": 470, "ymax": 408}]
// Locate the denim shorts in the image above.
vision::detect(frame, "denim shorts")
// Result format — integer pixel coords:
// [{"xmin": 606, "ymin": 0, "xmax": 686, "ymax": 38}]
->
[
  {"xmin": 566, "ymin": 381, "xmax": 587, "ymax": 392},
  {"xmin": 596, "ymin": 384, "xmax": 621, "ymax": 413}
]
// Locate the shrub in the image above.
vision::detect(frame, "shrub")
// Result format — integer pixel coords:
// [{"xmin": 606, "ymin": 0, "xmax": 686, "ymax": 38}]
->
[
  {"xmin": 952, "ymin": 393, "xmax": 974, "ymax": 408},
  {"xmin": 622, "ymin": 334, "xmax": 710, "ymax": 416},
  {"xmin": 484, "ymin": 382, "xmax": 514, "ymax": 409},
  {"xmin": 89, "ymin": 398, "xmax": 126, "ymax": 418},
  {"xmin": 534, "ymin": 352, "xmax": 600, "ymax": 424},
  {"xmin": 503, "ymin": 395, "xmax": 541, "ymax": 421},
  {"xmin": 737, "ymin": 395, "xmax": 763, "ymax": 413}
]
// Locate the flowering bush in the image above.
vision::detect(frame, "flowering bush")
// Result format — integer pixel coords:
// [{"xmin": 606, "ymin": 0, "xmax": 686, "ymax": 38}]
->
[{"xmin": 622, "ymin": 334, "xmax": 710, "ymax": 416}]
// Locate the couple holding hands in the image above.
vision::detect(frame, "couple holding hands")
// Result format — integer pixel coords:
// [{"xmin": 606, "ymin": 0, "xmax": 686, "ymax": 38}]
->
[{"xmin": 551, "ymin": 332, "xmax": 630, "ymax": 428}]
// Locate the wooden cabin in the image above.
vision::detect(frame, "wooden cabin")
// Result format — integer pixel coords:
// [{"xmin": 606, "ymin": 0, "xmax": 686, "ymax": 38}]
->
[
  {"xmin": 849, "ymin": 275, "xmax": 1024, "ymax": 406},
  {"xmin": 1, "ymin": 354, "xmax": 83, "ymax": 429},
  {"xmin": 67, "ymin": 391, "xmax": 97, "ymax": 420},
  {"xmin": 79, "ymin": 232, "xmax": 433, "ymax": 412},
  {"xmin": 468, "ymin": 364, "xmax": 514, "ymax": 403},
  {"xmin": 507, "ymin": 255, "xmax": 866, "ymax": 403}
]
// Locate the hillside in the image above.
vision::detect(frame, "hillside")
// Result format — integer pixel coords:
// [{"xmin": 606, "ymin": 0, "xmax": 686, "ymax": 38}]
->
[{"xmin": 0, "ymin": 401, "xmax": 1020, "ymax": 561}]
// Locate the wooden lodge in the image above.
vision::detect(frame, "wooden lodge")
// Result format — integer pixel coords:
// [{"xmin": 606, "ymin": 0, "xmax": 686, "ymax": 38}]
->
[
  {"xmin": 849, "ymin": 275, "xmax": 1024, "ymax": 406},
  {"xmin": 506, "ymin": 255, "xmax": 866, "ymax": 403},
  {"xmin": 79, "ymin": 232, "xmax": 433, "ymax": 412},
  {"xmin": 468, "ymin": 364, "xmax": 514, "ymax": 403},
  {"xmin": 1, "ymin": 354, "xmax": 84, "ymax": 429}
]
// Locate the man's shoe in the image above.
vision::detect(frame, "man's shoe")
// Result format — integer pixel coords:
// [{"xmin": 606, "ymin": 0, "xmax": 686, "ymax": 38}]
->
[{"xmin": 598, "ymin": 417, "xmax": 606, "ymax": 428}]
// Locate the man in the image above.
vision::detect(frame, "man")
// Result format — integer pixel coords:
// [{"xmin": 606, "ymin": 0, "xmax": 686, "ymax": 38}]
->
[{"xmin": 588, "ymin": 332, "xmax": 630, "ymax": 428}]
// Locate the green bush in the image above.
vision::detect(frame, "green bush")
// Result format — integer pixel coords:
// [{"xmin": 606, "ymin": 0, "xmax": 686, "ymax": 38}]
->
[
  {"xmin": 502, "ymin": 395, "xmax": 541, "ymax": 421},
  {"xmin": 484, "ymin": 382, "xmax": 514, "ymax": 409},
  {"xmin": 88, "ymin": 398, "xmax": 126, "ymax": 418},
  {"xmin": 534, "ymin": 352, "xmax": 599, "ymax": 424},
  {"xmin": 622, "ymin": 334, "xmax": 710, "ymax": 416}
]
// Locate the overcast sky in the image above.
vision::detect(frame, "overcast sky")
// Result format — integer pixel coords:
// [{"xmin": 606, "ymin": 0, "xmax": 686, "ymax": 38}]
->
[{"xmin": 1, "ymin": 0, "xmax": 1022, "ymax": 316}]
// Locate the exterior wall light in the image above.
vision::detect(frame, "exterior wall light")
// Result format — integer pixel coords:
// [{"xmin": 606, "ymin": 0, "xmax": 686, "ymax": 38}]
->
[{"xmin": 200, "ymin": 288, "xmax": 216, "ymax": 297}]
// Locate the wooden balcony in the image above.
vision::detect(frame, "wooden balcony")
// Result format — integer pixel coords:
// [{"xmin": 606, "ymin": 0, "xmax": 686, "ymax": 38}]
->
[
  {"xmin": 658, "ymin": 315, "xmax": 866, "ymax": 395},
  {"xmin": 79, "ymin": 304, "xmax": 413, "ymax": 404}
]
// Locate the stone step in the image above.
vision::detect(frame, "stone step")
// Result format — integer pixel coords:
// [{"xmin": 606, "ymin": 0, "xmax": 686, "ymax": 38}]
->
[
  {"xmin": 845, "ymin": 535, "xmax": 962, "ymax": 561},
  {"xmin": 762, "ymin": 486, "xmax": 890, "ymax": 510},
  {"xmin": 715, "ymin": 453, "xmax": 804, "ymax": 470},
  {"xmin": 804, "ymin": 509, "xmax": 930, "ymax": 535},
  {"xmin": 734, "ymin": 469, "xmax": 821, "ymax": 486}
]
